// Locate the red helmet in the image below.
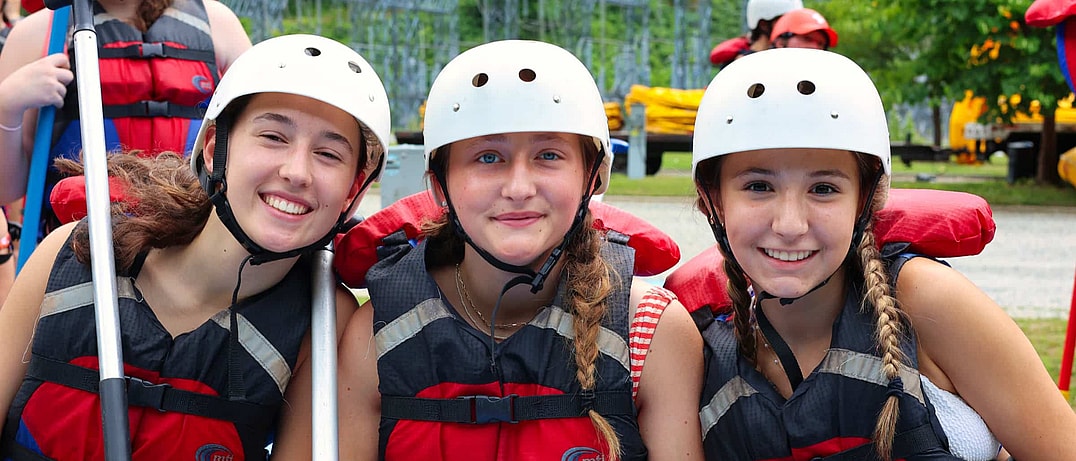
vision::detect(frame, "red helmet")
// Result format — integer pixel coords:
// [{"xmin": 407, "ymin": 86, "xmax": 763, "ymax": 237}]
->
[{"xmin": 770, "ymin": 8, "xmax": 838, "ymax": 49}]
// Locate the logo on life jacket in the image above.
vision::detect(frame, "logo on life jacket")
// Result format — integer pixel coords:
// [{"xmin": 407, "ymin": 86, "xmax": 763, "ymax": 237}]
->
[
  {"xmin": 192, "ymin": 75, "xmax": 214, "ymax": 94},
  {"xmin": 562, "ymin": 447, "xmax": 604, "ymax": 461},
  {"xmin": 195, "ymin": 443, "xmax": 234, "ymax": 461}
]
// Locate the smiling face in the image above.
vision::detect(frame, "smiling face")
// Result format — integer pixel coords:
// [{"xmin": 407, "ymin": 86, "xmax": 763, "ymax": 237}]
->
[
  {"xmin": 203, "ymin": 92, "xmax": 363, "ymax": 253},
  {"xmin": 713, "ymin": 148, "xmax": 861, "ymax": 298},
  {"xmin": 441, "ymin": 131, "xmax": 589, "ymax": 268}
]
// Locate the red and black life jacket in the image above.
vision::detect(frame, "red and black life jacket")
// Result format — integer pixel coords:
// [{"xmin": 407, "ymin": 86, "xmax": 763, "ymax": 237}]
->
[
  {"xmin": 40, "ymin": 0, "xmax": 218, "ymax": 233},
  {"xmin": 1, "ymin": 227, "xmax": 311, "ymax": 461},
  {"xmin": 698, "ymin": 274, "xmax": 960, "ymax": 461},
  {"xmin": 366, "ymin": 231, "xmax": 646, "ymax": 460}
]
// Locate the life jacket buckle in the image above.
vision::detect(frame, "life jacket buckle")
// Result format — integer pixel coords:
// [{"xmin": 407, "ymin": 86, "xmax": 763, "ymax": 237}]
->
[
  {"xmin": 462, "ymin": 394, "xmax": 518, "ymax": 424},
  {"xmin": 126, "ymin": 377, "xmax": 171, "ymax": 412},
  {"xmin": 139, "ymin": 42, "xmax": 165, "ymax": 58}
]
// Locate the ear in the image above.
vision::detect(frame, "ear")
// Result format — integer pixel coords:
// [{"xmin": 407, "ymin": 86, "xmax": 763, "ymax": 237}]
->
[
  {"xmin": 341, "ymin": 171, "xmax": 366, "ymax": 213},
  {"xmin": 428, "ymin": 172, "xmax": 447, "ymax": 206},
  {"xmin": 201, "ymin": 123, "xmax": 218, "ymax": 176}
]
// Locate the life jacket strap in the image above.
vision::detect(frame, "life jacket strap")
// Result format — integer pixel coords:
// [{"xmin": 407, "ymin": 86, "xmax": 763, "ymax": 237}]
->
[
  {"xmin": 381, "ymin": 390, "xmax": 634, "ymax": 424},
  {"xmin": 97, "ymin": 42, "xmax": 215, "ymax": 62},
  {"xmin": 26, "ymin": 354, "xmax": 277, "ymax": 427}
]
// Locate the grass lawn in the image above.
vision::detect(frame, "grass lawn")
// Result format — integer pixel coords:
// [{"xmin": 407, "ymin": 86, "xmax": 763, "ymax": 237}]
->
[{"xmin": 1015, "ymin": 318, "xmax": 1076, "ymax": 409}]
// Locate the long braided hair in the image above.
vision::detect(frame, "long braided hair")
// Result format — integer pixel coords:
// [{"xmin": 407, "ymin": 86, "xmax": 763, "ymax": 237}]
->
[
  {"xmin": 423, "ymin": 139, "xmax": 623, "ymax": 459},
  {"xmin": 696, "ymin": 153, "xmax": 905, "ymax": 460}
]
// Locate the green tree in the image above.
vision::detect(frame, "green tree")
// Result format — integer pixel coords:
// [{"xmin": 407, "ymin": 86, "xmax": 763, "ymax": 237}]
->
[{"xmin": 839, "ymin": 0, "xmax": 1068, "ymax": 184}]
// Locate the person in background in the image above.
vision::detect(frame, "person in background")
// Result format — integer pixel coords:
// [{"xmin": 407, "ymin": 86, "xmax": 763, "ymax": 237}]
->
[
  {"xmin": 338, "ymin": 39, "xmax": 703, "ymax": 460},
  {"xmin": 770, "ymin": 7, "xmax": 838, "ymax": 50},
  {"xmin": 0, "ymin": 0, "xmax": 251, "ymax": 242},
  {"xmin": 710, "ymin": 0, "xmax": 802, "ymax": 67},
  {"xmin": 0, "ymin": 208, "xmax": 12, "ymax": 305},
  {"xmin": 0, "ymin": 34, "xmax": 390, "ymax": 460},
  {"xmin": 692, "ymin": 48, "xmax": 1076, "ymax": 460}
]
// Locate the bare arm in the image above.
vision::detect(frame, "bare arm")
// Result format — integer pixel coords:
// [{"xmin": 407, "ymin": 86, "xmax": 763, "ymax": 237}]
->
[
  {"xmin": 270, "ymin": 286, "xmax": 359, "ymax": 460},
  {"xmin": 338, "ymin": 300, "xmax": 380, "ymax": 460},
  {"xmin": 0, "ymin": 9, "xmax": 72, "ymax": 203},
  {"xmin": 632, "ymin": 282, "xmax": 705, "ymax": 460},
  {"xmin": 900, "ymin": 258, "xmax": 1076, "ymax": 460},
  {"xmin": 0, "ymin": 222, "xmax": 75, "ymax": 433},
  {"xmin": 204, "ymin": 0, "xmax": 251, "ymax": 75}
]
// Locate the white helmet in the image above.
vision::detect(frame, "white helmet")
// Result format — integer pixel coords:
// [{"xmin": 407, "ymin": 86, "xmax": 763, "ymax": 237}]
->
[
  {"xmin": 692, "ymin": 48, "xmax": 891, "ymax": 183},
  {"xmin": 189, "ymin": 34, "xmax": 391, "ymax": 262},
  {"xmin": 191, "ymin": 33, "xmax": 391, "ymax": 216},
  {"xmin": 746, "ymin": 0, "xmax": 803, "ymax": 31},
  {"xmin": 422, "ymin": 39, "xmax": 612, "ymax": 194}
]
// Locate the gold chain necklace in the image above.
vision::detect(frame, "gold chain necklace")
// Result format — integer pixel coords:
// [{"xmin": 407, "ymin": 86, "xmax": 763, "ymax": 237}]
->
[{"xmin": 454, "ymin": 264, "xmax": 529, "ymax": 338}]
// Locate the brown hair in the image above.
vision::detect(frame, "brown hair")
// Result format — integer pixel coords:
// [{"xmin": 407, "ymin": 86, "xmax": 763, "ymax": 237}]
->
[
  {"xmin": 54, "ymin": 152, "xmax": 211, "ymax": 272},
  {"xmin": 695, "ymin": 153, "xmax": 904, "ymax": 460},
  {"xmin": 424, "ymin": 139, "xmax": 623, "ymax": 459},
  {"xmin": 132, "ymin": 0, "xmax": 173, "ymax": 32}
]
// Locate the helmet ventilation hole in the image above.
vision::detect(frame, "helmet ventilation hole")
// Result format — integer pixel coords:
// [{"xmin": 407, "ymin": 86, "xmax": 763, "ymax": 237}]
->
[
  {"xmin": 797, "ymin": 80, "xmax": 815, "ymax": 95},
  {"xmin": 348, "ymin": 61, "xmax": 362, "ymax": 73},
  {"xmin": 472, "ymin": 73, "xmax": 489, "ymax": 87},
  {"xmin": 553, "ymin": 95, "xmax": 561, "ymax": 103},
  {"xmin": 831, "ymin": 112, "xmax": 839, "ymax": 119},
  {"xmin": 726, "ymin": 116, "xmax": 734, "ymax": 124},
  {"xmin": 519, "ymin": 68, "xmax": 536, "ymax": 82},
  {"xmin": 747, "ymin": 83, "xmax": 765, "ymax": 98},
  {"xmin": 304, "ymin": 47, "xmax": 322, "ymax": 57},
  {"xmin": 452, "ymin": 103, "xmax": 461, "ymax": 112}
]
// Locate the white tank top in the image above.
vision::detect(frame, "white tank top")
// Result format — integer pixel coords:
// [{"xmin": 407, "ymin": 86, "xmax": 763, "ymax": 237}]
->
[{"xmin": 921, "ymin": 375, "xmax": 1001, "ymax": 461}]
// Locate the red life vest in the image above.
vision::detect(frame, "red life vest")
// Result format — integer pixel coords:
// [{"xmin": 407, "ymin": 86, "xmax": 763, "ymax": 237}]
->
[
  {"xmin": 1, "ymin": 228, "xmax": 312, "ymax": 461},
  {"xmin": 366, "ymin": 233, "xmax": 646, "ymax": 460}
]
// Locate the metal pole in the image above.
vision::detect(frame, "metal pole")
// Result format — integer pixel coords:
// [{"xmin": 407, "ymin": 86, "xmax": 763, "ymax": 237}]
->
[
  {"xmin": 43, "ymin": 0, "xmax": 130, "ymax": 458},
  {"xmin": 311, "ymin": 244, "xmax": 338, "ymax": 461}
]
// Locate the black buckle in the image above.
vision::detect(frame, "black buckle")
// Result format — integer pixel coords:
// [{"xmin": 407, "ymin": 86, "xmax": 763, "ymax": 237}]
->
[
  {"xmin": 139, "ymin": 42, "xmax": 164, "ymax": 57},
  {"xmin": 126, "ymin": 377, "xmax": 171, "ymax": 412},
  {"xmin": 142, "ymin": 100, "xmax": 169, "ymax": 117},
  {"xmin": 462, "ymin": 395, "xmax": 518, "ymax": 424}
]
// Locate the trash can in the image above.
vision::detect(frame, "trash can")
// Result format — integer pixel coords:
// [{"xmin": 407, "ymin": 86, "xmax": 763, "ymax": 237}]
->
[
  {"xmin": 1006, "ymin": 140, "xmax": 1037, "ymax": 184},
  {"xmin": 379, "ymin": 144, "xmax": 427, "ymax": 209}
]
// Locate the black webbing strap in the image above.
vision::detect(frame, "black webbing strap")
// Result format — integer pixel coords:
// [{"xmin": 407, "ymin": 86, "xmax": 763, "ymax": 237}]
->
[
  {"xmin": 97, "ymin": 42, "xmax": 215, "ymax": 62},
  {"xmin": 689, "ymin": 306, "xmax": 716, "ymax": 331},
  {"xmin": 0, "ymin": 442, "xmax": 54, "ymax": 461},
  {"xmin": 754, "ymin": 302, "xmax": 805, "ymax": 390},
  {"xmin": 26, "ymin": 355, "xmax": 276, "ymax": 427},
  {"xmin": 381, "ymin": 391, "xmax": 634, "ymax": 424},
  {"xmin": 102, "ymin": 101, "xmax": 206, "ymax": 119},
  {"xmin": 816, "ymin": 423, "xmax": 943, "ymax": 460}
]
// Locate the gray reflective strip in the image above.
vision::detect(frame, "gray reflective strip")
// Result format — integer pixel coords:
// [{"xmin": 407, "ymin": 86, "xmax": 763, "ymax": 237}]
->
[
  {"xmin": 164, "ymin": 7, "xmax": 212, "ymax": 37},
  {"xmin": 699, "ymin": 376, "xmax": 756, "ymax": 436},
  {"xmin": 819, "ymin": 348, "xmax": 925, "ymax": 405},
  {"xmin": 40, "ymin": 278, "xmax": 140, "ymax": 318},
  {"xmin": 532, "ymin": 306, "xmax": 630, "ymax": 373},
  {"xmin": 375, "ymin": 298, "xmax": 453, "ymax": 359},
  {"xmin": 211, "ymin": 311, "xmax": 292, "ymax": 395}
]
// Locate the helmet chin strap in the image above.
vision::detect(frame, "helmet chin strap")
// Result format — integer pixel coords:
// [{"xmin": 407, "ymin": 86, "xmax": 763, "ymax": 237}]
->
[
  {"xmin": 203, "ymin": 116, "xmax": 370, "ymax": 265},
  {"xmin": 431, "ymin": 151, "xmax": 604, "ymax": 294}
]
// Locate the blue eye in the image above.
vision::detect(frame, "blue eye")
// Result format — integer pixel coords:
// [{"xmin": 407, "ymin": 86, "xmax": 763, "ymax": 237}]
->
[
  {"xmin": 478, "ymin": 152, "xmax": 499, "ymax": 164},
  {"xmin": 539, "ymin": 151, "xmax": 559, "ymax": 161}
]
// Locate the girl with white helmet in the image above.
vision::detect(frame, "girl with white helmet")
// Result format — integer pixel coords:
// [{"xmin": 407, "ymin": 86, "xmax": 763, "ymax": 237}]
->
[
  {"xmin": 338, "ymin": 39, "xmax": 703, "ymax": 460},
  {"xmin": 692, "ymin": 48, "xmax": 1076, "ymax": 460},
  {"xmin": 0, "ymin": 34, "xmax": 389, "ymax": 460}
]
